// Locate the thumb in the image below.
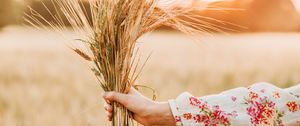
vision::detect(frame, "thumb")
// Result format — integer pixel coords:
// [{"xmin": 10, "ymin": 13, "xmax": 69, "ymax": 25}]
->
[{"xmin": 103, "ymin": 92, "xmax": 130, "ymax": 108}]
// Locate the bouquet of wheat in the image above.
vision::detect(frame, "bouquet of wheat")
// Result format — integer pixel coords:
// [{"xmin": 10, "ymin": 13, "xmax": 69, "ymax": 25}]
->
[{"xmin": 26, "ymin": 0, "xmax": 217, "ymax": 125}]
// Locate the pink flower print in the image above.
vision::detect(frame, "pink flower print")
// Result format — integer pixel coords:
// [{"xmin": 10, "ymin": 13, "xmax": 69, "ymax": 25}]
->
[
  {"xmin": 189, "ymin": 96, "xmax": 202, "ymax": 106},
  {"xmin": 212, "ymin": 105, "xmax": 220, "ymax": 110},
  {"xmin": 228, "ymin": 110, "xmax": 238, "ymax": 117},
  {"xmin": 189, "ymin": 97, "xmax": 208, "ymax": 110},
  {"xmin": 193, "ymin": 114, "xmax": 209, "ymax": 124},
  {"xmin": 231, "ymin": 96, "xmax": 237, "ymax": 102},
  {"xmin": 249, "ymin": 92, "xmax": 258, "ymax": 101},
  {"xmin": 194, "ymin": 104, "xmax": 234, "ymax": 125},
  {"xmin": 245, "ymin": 95, "xmax": 284, "ymax": 126},
  {"xmin": 175, "ymin": 116, "xmax": 182, "ymax": 122},
  {"xmin": 272, "ymin": 91, "xmax": 280, "ymax": 99}
]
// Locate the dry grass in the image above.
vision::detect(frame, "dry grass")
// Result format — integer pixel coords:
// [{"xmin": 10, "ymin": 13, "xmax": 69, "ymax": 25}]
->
[{"xmin": 1, "ymin": 27, "xmax": 300, "ymax": 125}]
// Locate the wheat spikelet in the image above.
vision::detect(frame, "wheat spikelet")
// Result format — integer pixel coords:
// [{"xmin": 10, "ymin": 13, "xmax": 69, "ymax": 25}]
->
[{"xmin": 73, "ymin": 48, "xmax": 92, "ymax": 61}]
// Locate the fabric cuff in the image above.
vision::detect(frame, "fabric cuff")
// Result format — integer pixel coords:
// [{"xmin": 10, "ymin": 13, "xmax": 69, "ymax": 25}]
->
[{"xmin": 168, "ymin": 99, "xmax": 183, "ymax": 126}]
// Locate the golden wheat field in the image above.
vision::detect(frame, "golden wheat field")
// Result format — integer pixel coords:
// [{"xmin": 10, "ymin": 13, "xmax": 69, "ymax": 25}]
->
[{"xmin": 0, "ymin": 26, "xmax": 300, "ymax": 126}]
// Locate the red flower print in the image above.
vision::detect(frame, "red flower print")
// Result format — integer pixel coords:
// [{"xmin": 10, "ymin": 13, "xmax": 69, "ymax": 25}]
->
[
  {"xmin": 192, "ymin": 104, "xmax": 236, "ymax": 126},
  {"xmin": 188, "ymin": 97, "xmax": 237, "ymax": 125},
  {"xmin": 264, "ymin": 108, "xmax": 274, "ymax": 118},
  {"xmin": 175, "ymin": 116, "xmax": 182, "ymax": 122},
  {"xmin": 231, "ymin": 96, "xmax": 237, "ymax": 102},
  {"xmin": 249, "ymin": 92, "xmax": 258, "ymax": 101},
  {"xmin": 183, "ymin": 113, "xmax": 192, "ymax": 120},
  {"xmin": 211, "ymin": 109, "xmax": 231, "ymax": 125},
  {"xmin": 245, "ymin": 94, "xmax": 284, "ymax": 126},
  {"xmin": 286, "ymin": 101, "xmax": 299, "ymax": 112},
  {"xmin": 189, "ymin": 97, "xmax": 202, "ymax": 106},
  {"xmin": 272, "ymin": 91, "xmax": 280, "ymax": 98},
  {"xmin": 189, "ymin": 97, "xmax": 208, "ymax": 110},
  {"xmin": 188, "ymin": 98, "xmax": 236, "ymax": 126},
  {"xmin": 193, "ymin": 114, "xmax": 209, "ymax": 123}
]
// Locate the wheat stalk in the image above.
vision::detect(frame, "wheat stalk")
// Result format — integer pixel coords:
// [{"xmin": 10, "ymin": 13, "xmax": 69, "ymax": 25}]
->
[{"xmin": 25, "ymin": 0, "xmax": 221, "ymax": 125}]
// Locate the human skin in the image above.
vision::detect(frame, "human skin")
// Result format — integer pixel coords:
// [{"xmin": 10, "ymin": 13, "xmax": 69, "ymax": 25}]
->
[{"xmin": 102, "ymin": 88, "xmax": 176, "ymax": 126}]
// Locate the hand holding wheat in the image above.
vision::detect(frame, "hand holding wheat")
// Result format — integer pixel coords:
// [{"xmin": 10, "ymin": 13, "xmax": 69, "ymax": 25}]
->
[
  {"xmin": 103, "ymin": 88, "xmax": 175, "ymax": 126},
  {"xmin": 26, "ymin": 0, "xmax": 216, "ymax": 125}
]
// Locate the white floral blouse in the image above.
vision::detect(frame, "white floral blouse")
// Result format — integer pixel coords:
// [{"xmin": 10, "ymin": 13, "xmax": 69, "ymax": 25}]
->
[{"xmin": 168, "ymin": 82, "xmax": 300, "ymax": 126}]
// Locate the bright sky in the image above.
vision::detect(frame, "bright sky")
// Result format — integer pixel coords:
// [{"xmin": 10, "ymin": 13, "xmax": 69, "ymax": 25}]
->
[
  {"xmin": 158, "ymin": 0, "xmax": 224, "ymax": 9},
  {"xmin": 292, "ymin": 0, "xmax": 300, "ymax": 13},
  {"xmin": 13, "ymin": 0, "xmax": 300, "ymax": 13}
]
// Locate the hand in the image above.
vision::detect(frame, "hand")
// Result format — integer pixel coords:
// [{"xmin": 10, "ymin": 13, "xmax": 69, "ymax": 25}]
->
[{"xmin": 103, "ymin": 88, "xmax": 176, "ymax": 126}]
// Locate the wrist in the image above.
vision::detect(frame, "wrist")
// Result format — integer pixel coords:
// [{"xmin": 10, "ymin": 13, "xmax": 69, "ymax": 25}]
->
[{"xmin": 150, "ymin": 102, "xmax": 176, "ymax": 126}]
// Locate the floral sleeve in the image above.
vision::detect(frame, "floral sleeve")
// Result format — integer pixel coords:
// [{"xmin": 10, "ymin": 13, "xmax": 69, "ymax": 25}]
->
[{"xmin": 168, "ymin": 82, "xmax": 300, "ymax": 126}]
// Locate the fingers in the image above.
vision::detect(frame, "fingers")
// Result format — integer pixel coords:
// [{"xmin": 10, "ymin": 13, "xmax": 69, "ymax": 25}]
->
[
  {"xmin": 102, "ymin": 87, "xmax": 142, "ymax": 105},
  {"xmin": 103, "ymin": 92, "xmax": 130, "ymax": 108},
  {"xmin": 104, "ymin": 103, "xmax": 113, "ymax": 112},
  {"xmin": 103, "ymin": 92, "xmax": 130, "ymax": 121},
  {"xmin": 104, "ymin": 102, "xmax": 113, "ymax": 121},
  {"xmin": 106, "ymin": 110, "xmax": 112, "ymax": 121}
]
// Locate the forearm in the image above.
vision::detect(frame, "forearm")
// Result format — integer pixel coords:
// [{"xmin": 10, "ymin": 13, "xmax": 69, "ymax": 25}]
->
[{"xmin": 149, "ymin": 102, "xmax": 176, "ymax": 126}]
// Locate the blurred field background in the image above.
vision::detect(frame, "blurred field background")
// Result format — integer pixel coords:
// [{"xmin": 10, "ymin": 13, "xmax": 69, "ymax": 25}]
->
[{"xmin": 1, "ymin": 0, "xmax": 300, "ymax": 126}]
